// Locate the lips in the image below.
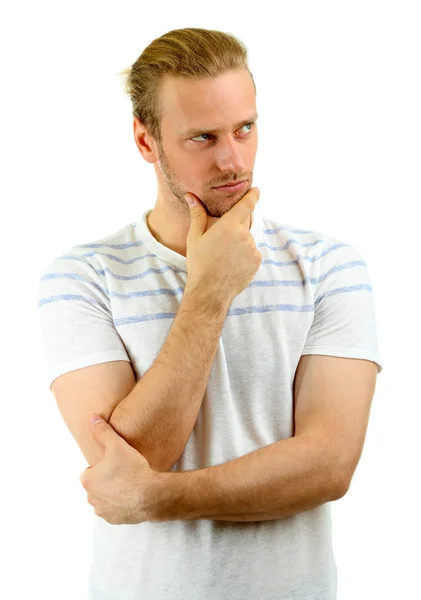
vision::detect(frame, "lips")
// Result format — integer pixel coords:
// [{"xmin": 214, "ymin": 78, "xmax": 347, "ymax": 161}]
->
[{"xmin": 214, "ymin": 180, "xmax": 247, "ymax": 188}]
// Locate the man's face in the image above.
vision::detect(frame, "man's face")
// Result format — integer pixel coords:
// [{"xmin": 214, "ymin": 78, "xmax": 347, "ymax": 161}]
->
[{"xmin": 152, "ymin": 69, "xmax": 258, "ymax": 218}]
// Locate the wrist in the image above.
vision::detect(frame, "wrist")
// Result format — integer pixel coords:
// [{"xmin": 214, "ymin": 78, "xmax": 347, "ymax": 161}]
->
[
  {"xmin": 183, "ymin": 284, "xmax": 231, "ymax": 317},
  {"xmin": 151, "ymin": 470, "xmax": 203, "ymax": 522}
]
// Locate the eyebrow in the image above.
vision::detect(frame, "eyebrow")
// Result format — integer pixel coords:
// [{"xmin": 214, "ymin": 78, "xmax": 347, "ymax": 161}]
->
[{"xmin": 182, "ymin": 112, "xmax": 259, "ymax": 137}]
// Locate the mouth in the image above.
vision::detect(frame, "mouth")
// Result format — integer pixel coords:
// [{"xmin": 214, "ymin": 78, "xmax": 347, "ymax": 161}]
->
[{"xmin": 213, "ymin": 180, "xmax": 248, "ymax": 192}]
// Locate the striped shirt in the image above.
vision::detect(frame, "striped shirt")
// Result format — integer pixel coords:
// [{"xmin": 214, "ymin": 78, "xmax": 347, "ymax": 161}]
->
[{"xmin": 37, "ymin": 206, "xmax": 383, "ymax": 600}]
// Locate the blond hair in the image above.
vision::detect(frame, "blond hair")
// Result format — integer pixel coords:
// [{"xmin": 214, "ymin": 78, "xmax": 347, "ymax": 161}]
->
[{"xmin": 119, "ymin": 27, "xmax": 256, "ymax": 145}]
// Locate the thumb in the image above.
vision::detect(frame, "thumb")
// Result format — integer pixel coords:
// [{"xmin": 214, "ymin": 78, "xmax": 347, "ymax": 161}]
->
[
  {"xmin": 185, "ymin": 193, "xmax": 207, "ymax": 239},
  {"xmin": 89, "ymin": 414, "xmax": 117, "ymax": 446}
]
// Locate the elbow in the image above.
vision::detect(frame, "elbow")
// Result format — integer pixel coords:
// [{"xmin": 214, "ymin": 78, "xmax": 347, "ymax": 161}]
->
[
  {"xmin": 108, "ymin": 410, "xmax": 176, "ymax": 473},
  {"xmin": 153, "ymin": 460, "xmax": 176, "ymax": 473},
  {"xmin": 139, "ymin": 454, "xmax": 178, "ymax": 473},
  {"xmin": 328, "ymin": 460, "xmax": 351, "ymax": 501},
  {"xmin": 335, "ymin": 474, "xmax": 351, "ymax": 500}
]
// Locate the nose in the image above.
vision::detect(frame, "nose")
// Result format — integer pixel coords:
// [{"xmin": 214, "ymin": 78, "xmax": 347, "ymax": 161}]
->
[{"xmin": 213, "ymin": 137, "xmax": 245, "ymax": 172}]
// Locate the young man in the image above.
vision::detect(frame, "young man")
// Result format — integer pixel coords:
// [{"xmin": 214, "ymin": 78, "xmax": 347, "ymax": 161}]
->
[{"xmin": 37, "ymin": 27, "xmax": 383, "ymax": 600}]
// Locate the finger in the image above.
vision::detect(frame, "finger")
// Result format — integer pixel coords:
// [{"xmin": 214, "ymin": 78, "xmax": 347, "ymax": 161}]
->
[
  {"xmin": 80, "ymin": 465, "xmax": 97, "ymax": 488},
  {"xmin": 87, "ymin": 493, "xmax": 101, "ymax": 507},
  {"xmin": 220, "ymin": 187, "xmax": 260, "ymax": 227},
  {"xmin": 89, "ymin": 415, "xmax": 121, "ymax": 450},
  {"xmin": 80, "ymin": 470, "xmax": 88, "ymax": 488}
]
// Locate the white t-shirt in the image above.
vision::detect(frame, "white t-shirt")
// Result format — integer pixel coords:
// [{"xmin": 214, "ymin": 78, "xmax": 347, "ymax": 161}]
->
[{"xmin": 37, "ymin": 206, "xmax": 383, "ymax": 600}]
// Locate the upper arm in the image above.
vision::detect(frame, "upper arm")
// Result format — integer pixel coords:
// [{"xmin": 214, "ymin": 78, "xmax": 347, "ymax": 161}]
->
[
  {"xmin": 51, "ymin": 360, "xmax": 137, "ymax": 466},
  {"xmin": 293, "ymin": 354, "xmax": 377, "ymax": 494}
]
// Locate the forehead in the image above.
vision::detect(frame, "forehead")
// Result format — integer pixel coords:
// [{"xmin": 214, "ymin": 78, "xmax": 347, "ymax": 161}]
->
[{"xmin": 159, "ymin": 69, "xmax": 257, "ymax": 136}]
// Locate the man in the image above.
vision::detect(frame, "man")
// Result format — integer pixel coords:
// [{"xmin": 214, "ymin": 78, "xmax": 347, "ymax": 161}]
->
[{"xmin": 37, "ymin": 27, "xmax": 382, "ymax": 600}]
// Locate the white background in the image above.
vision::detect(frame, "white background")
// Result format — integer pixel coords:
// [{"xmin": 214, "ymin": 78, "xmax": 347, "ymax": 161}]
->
[{"xmin": 1, "ymin": 1, "xmax": 419, "ymax": 598}]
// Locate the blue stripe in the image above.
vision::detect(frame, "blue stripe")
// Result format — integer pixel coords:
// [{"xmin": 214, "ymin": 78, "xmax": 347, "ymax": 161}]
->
[{"xmin": 38, "ymin": 225, "xmax": 371, "ymax": 326}]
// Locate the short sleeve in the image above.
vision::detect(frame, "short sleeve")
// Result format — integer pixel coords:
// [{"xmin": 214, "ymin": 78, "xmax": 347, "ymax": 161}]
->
[
  {"xmin": 37, "ymin": 250, "xmax": 132, "ymax": 390},
  {"xmin": 301, "ymin": 239, "xmax": 383, "ymax": 374}
]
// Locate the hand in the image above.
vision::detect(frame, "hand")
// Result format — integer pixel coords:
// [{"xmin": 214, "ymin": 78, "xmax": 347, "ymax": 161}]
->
[
  {"xmin": 79, "ymin": 414, "xmax": 163, "ymax": 525},
  {"xmin": 184, "ymin": 187, "xmax": 262, "ymax": 308}
]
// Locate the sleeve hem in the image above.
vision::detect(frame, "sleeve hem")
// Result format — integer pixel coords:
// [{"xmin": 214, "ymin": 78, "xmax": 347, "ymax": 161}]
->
[
  {"xmin": 45, "ymin": 351, "xmax": 132, "ymax": 391},
  {"xmin": 301, "ymin": 346, "xmax": 383, "ymax": 374}
]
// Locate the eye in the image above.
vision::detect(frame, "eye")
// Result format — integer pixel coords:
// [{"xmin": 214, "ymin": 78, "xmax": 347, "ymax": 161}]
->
[{"xmin": 191, "ymin": 122, "xmax": 255, "ymax": 142}]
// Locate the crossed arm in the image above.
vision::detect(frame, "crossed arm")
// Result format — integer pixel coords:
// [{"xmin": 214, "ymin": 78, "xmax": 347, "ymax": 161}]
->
[
  {"xmin": 82, "ymin": 356, "xmax": 375, "ymax": 524},
  {"xmin": 155, "ymin": 355, "xmax": 376, "ymax": 522},
  {"xmin": 156, "ymin": 431, "xmax": 346, "ymax": 522}
]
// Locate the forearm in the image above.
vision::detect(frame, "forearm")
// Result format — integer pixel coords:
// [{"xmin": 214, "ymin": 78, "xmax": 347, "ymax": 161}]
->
[
  {"xmin": 109, "ymin": 285, "xmax": 229, "ymax": 472},
  {"xmin": 156, "ymin": 434, "xmax": 344, "ymax": 522}
]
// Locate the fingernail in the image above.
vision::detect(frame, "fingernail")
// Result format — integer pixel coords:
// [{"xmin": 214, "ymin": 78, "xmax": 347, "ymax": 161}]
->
[
  {"xmin": 185, "ymin": 194, "xmax": 196, "ymax": 206},
  {"xmin": 90, "ymin": 414, "xmax": 103, "ymax": 424}
]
